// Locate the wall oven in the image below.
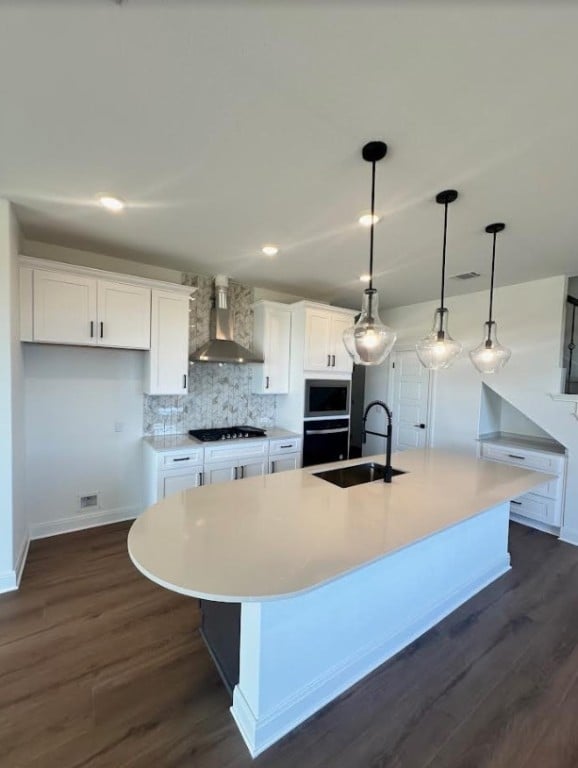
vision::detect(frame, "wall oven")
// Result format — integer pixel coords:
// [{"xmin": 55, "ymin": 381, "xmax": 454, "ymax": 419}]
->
[
  {"xmin": 302, "ymin": 418, "xmax": 350, "ymax": 467},
  {"xmin": 304, "ymin": 379, "xmax": 350, "ymax": 419}
]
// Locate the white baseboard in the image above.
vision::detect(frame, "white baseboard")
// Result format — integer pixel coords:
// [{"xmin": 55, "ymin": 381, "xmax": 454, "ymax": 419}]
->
[
  {"xmin": 0, "ymin": 531, "xmax": 30, "ymax": 594},
  {"xmin": 29, "ymin": 505, "xmax": 141, "ymax": 540},
  {"xmin": 559, "ymin": 526, "xmax": 578, "ymax": 547},
  {"xmin": 231, "ymin": 556, "xmax": 511, "ymax": 758}
]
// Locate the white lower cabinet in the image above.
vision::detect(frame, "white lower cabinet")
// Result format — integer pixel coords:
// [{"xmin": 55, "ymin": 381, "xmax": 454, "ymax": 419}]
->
[
  {"xmin": 159, "ymin": 466, "xmax": 204, "ymax": 498},
  {"xmin": 269, "ymin": 452, "xmax": 300, "ymax": 474},
  {"xmin": 480, "ymin": 440, "xmax": 566, "ymax": 532},
  {"xmin": 146, "ymin": 434, "xmax": 302, "ymax": 503}
]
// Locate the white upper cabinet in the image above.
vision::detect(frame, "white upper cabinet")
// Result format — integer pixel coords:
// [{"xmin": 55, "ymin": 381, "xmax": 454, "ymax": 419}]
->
[
  {"xmin": 97, "ymin": 280, "xmax": 151, "ymax": 349},
  {"xmin": 304, "ymin": 307, "xmax": 354, "ymax": 375},
  {"xmin": 145, "ymin": 290, "xmax": 190, "ymax": 395},
  {"xmin": 21, "ymin": 258, "xmax": 192, "ymax": 372},
  {"xmin": 33, "ymin": 269, "xmax": 98, "ymax": 345},
  {"xmin": 252, "ymin": 302, "xmax": 291, "ymax": 394}
]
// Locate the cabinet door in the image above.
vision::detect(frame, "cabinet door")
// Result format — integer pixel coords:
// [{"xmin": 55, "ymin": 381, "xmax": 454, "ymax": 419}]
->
[
  {"xmin": 264, "ymin": 307, "xmax": 291, "ymax": 394},
  {"xmin": 269, "ymin": 452, "xmax": 300, "ymax": 474},
  {"xmin": 97, "ymin": 280, "xmax": 151, "ymax": 349},
  {"xmin": 160, "ymin": 466, "xmax": 204, "ymax": 499},
  {"xmin": 238, "ymin": 459, "xmax": 267, "ymax": 479},
  {"xmin": 331, "ymin": 314, "xmax": 354, "ymax": 374},
  {"xmin": 33, "ymin": 269, "xmax": 97, "ymax": 345},
  {"xmin": 304, "ymin": 309, "xmax": 332, "ymax": 371},
  {"xmin": 204, "ymin": 461, "xmax": 238, "ymax": 485},
  {"xmin": 145, "ymin": 291, "xmax": 190, "ymax": 395}
]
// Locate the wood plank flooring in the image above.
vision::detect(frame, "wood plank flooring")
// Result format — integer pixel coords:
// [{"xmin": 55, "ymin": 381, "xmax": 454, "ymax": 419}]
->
[{"xmin": 1, "ymin": 522, "xmax": 578, "ymax": 767}]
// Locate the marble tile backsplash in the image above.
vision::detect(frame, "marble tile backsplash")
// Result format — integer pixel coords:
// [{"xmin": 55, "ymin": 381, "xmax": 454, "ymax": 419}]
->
[{"xmin": 143, "ymin": 273, "xmax": 278, "ymax": 435}]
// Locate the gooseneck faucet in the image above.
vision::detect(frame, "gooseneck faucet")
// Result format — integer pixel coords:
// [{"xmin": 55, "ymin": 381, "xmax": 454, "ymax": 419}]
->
[{"xmin": 362, "ymin": 400, "xmax": 393, "ymax": 483}]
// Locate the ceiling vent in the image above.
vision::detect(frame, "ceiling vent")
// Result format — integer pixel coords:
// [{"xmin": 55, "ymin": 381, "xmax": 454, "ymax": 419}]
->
[{"xmin": 451, "ymin": 271, "xmax": 481, "ymax": 281}]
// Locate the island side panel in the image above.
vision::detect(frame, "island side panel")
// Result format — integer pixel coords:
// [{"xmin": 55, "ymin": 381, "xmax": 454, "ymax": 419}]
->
[{"xmin": 231, "ymin": 501, "xmax": 511, "ymax": 757}]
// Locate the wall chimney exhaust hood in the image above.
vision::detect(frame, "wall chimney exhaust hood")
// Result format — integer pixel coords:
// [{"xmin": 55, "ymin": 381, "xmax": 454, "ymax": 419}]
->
[{"xmin": 189, "ymin": 275, "xmax": 264, "ymax": 364}]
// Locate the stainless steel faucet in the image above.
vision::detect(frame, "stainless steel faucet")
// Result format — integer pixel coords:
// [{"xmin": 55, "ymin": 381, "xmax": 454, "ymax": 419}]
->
[{"xmin": 362, "ymin": 400, "xmax": 393, "ymax": 483}]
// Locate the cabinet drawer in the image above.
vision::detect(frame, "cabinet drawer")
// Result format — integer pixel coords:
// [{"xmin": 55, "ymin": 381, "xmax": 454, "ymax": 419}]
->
[
  {"xmin": 481, "ymin": 443, "xmax": 564, "ymax": 475},
  {"xmin": 269, "ymin": 437, "xmax": 302, "ymax": 455},
  {"xmin": 528, "ymin": 476, "xmax": 563, "ymax": 500},
  {"xmin": 510, "ymin": 493, "xmax": 561, "ymax": 526},
  {"xmin": 161, "ymin": 449, "xmax": 204, "ymax": 468},
  {"xmin": 204, "ymin": 439, "xmax": 268, "ymax": 464}
]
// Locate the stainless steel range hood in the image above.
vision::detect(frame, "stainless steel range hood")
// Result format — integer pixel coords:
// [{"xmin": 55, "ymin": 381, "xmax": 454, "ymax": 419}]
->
[{"xmin": 189, "ymin": 275, "xmax": 264, "ymax": 364}]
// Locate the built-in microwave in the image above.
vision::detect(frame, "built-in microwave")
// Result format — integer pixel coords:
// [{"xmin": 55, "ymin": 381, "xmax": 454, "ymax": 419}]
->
[{"xmin": 304, "ymin": 378, "xmax": 350, "ymax": 419}]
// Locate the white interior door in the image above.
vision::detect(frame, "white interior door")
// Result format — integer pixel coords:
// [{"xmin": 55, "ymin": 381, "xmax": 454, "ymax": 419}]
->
[{"xmin": 390, "ymin": 349, "xmax": 432, "ymax": 452}]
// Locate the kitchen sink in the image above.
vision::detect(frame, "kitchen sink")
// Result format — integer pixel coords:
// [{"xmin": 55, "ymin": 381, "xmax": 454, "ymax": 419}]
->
[{"xmin": 313, "ymin": 462, "xmax": 407, "ymax": 488}]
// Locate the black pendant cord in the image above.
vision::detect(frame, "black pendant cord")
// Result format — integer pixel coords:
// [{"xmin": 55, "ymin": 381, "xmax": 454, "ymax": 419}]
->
[
  {"xmin": 488, "ymin": 230, "xmax": 497, "ymax": 331},
  {"xmin": 368, "ymin": 159, "xmax": 376, "ymax": 292},
  {"xmin": 440, "ymin": 201, "xmax": 448, "ymax": 315}
]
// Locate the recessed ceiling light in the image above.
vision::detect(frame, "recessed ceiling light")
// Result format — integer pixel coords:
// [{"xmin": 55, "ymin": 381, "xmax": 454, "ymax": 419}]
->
[
  {"xmin": 358, "ymin": 213, "xmax": 380, "ymax": 227},
  {"xmin": 98, "ymin": 195, "xmax": 126, "ymax": 212},
  {"xmin": 262, "ymin": 245, "xmax": 279, "ymax": 256},
  {"xmin": 359, "ymin": 274, "xmax": 371, "ymax": 283}
]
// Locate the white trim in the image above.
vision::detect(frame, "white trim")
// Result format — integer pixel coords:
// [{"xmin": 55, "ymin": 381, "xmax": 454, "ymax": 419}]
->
[
  {"xmin": 559, "ymin": 526, "xmax": 578, "ymax": 547},
  {"xmin": 0, "ymin": 532, "xmax": 30, "ymax": 594},
  {"xmin": 231, "ymin": 555, "xmax": 511, "ymax": 757},
  {"xmin": 29, "ymin": 505, "xmax": 140, "ymax": 540},
  {"xmin": 18, "ymin": 255, "xmax": 194, "ymax": 295}
]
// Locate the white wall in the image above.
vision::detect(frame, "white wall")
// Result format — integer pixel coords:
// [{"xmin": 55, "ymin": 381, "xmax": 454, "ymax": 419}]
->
[
  {"xmin": 0, "ymin": 200, "xmax": 27, "ymax": 591},
  {"xmin": 365, "ymin": 275, "xmax": 578, "ymax": 543},
  {"xmin": 24, "ymin": 345, "xmax": 145, "ymax": 538}
]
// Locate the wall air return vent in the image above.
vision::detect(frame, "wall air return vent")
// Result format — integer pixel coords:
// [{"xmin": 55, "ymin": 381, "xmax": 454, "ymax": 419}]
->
[{"xmin": 451, "ymin": 271, "xmax": 481, "ymax": 281}]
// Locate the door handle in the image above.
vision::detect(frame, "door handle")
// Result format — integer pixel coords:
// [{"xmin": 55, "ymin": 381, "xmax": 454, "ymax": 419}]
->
[
  {"xmin": 305, "ymin": 427, "xmax": 349, "ymax": 435},
  {"xmin": 265, "ymin": 375, "xmax": 270, "ymax": 389},
  {"xmin": 271, "ymin": 460, "xmax": 276, "ymax": 474},
  {"xmin": 99, "ymin": 321, "xmax": 104, "ymax": 339},
  {"xmin": 183, "ymin": 374, "xmax": 187, "ymax": 389},
  {"xmin": 199, "ymin": 472, "xmax": 204, "ymax": 486},
  {"xmin": 90, "ymin": 321, "xmax": 94, "ymax": 338},
  {"xmin": 327, "ymin": 354, "xmax": 331, "ymax": 367},
  {"xmin": 239, "ymin": 465, "xmax": 245, "ymax": 479},
  {"xmin": 331, "ymin": 355, "xmax": 336, "ymax": 367},
  {"xmin": 233, "ymin": 466, "xmax": 239, "ymax": 480},
  {"xmin": 414, "ymin": 423, "xmax": 426, "ymax": 429}
]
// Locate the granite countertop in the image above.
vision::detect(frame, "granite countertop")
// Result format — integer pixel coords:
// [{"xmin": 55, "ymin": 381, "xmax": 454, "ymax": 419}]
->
[
  {"xmin": 478, "ymin": 432, "xmax": 566, "ymax": 455},
  {"xmin": 128, "ymin": 448, "xmax": 553, "ymax": 602},
  {"xmin": 143, "ymin": 428, "xmax": 301, "ymax": 453}
]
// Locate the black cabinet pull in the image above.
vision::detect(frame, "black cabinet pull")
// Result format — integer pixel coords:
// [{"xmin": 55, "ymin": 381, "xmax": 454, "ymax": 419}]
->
[
  {"xmin": 99, "ymin": 322, "xmax": 104, "ymax": 339},
  {"xmin": 265, "ymin": 376, "xmax": 270, "ymax": 389},
  {"xmin": 90, "ymin": 321, "xmax": 94, "ymax": 338},
  {"xmin": 183, "ymin": 374, "xmax": 187, "ymax": 389},
  {"xmin": 173, "ymin": 457, "xmax": 190, "ymax": 462},
  {"xmin": 332, "ymin": 354, "xmax": 336, "ymax": 367},
  {"xmin": 327, "ymin": 354, "xmax": 331, "ymax": 367},
  {"xmin": 508, "ymin": 454, "xmax": 525, "ymax": 460},
  {"xmin": 280, "ymin": 444, "xmax": 292, "ymax": 449},
  {"xmin": 199, "ymin": 472, "xmax": 204, "ymax": 486},
  {"xmin": 511, "ymin": 500, "xmax": 522, "ymax": 505}
]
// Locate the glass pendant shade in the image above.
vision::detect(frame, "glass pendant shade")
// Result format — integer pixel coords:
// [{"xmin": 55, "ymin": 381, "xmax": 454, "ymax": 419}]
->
[
  {"xmin": 469, "ymin": 321, "xmax": 511, "ymax": 374},
  {"xmin": 416, "ymin": 307, "xmax": 462, "ymax": 370},
  {"xmin": 343, "ymin": 288, "xmax": 397, "ymax": 365}
]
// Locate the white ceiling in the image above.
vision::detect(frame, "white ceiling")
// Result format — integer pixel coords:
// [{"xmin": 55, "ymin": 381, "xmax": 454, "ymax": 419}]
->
[{"xmin": 1, "ymin": 1, "xmax": 578, "ymax": 308}]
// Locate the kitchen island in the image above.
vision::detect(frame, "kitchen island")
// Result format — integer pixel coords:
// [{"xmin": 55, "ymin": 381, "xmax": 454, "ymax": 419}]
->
[{"xmin": 128, "ymin": 448, "xmax": 553, "ymax": 757}]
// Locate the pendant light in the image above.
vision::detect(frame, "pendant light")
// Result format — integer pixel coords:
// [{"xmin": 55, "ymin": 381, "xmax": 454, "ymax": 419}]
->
[
  {"xmin": 416, "ymin": 190, "xmax": 462, "ymax": 370},
  {"xmin": 343, "ymin": 141, "xmax": 397, "ymax": 366},
  {"xmin": 469, "ymin": 223, "xmax": 511, "ymax": 374}
]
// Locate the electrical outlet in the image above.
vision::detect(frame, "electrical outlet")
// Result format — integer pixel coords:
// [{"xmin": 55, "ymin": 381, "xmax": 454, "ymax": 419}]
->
[{"xmin": 114, "ymin": 421, "xmax": 124, "ymax": 433}]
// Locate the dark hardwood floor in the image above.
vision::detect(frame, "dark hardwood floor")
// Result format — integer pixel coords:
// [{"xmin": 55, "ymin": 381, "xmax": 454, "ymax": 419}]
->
[{"xmin": 1, "ymin": 521, "xmax": 578, "ymax": 767}]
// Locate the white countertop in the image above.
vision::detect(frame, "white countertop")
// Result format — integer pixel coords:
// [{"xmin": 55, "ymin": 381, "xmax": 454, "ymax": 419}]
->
[
  {"xmin": 144, "ymin": 428, "xmax": 301, "ymax": 453},
  {"xmin": 478, "ymin": 432, "xmax": 566, "ymax": 455},
  {"xmin": 128, "ymin": 448, "xmax": 553, "ymax": 602}
]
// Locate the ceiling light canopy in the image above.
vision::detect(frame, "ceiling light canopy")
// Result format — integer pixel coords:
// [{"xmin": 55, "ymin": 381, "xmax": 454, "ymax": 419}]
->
[
  {"xmin": 98, "ymin": 195, "xmax": 125, "ymax": 212},
  {"xmin": 358, "ymin": 213, "xmax": 380, "ymax": 227},
  {"xmin": 262, "ymin": 245, "xmax": 279, "ymax": 256},
  {"xmin": 416, "ymin": 190, "xmax": 462, "ymax": 370},
  {"xmin": 470, "ymin": 223, "xmax": 511, "ymax": 374},
  {"xmin": 343, "ymin": 141, "xmax": 396, "ymax": 366},
  {"xmin": 359, "ymin": 274, "xmax": 371, "ymax": 283}
]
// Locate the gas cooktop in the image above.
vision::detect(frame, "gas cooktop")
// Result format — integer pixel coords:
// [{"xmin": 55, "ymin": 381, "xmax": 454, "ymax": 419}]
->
[{"xmin": 188, "ymin": 425, "xmax": 267, "ymax": 442}]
